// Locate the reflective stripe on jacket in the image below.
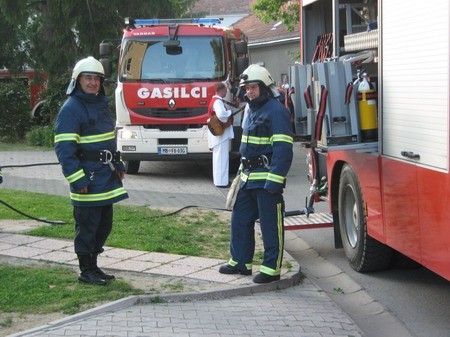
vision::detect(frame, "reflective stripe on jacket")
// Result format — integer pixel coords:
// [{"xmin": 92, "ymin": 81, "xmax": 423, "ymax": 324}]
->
[
  {"xmin": 240, "ymin": 95, "xmax": 293, "ymax": 193},
  {"xmin": 54, "ymin": 88, "xmax": 128, "ymax": 207}
]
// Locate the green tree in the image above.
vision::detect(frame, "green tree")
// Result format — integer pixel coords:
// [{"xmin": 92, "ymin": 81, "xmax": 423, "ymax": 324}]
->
[
  {"xmin": 0, "ymin": 0, "xmax": 29, "ymax": 71},
  {"xmin": 0, "ymin": 0, "xmax": 196, "ymax": 78},
  {"xmin": 252, "ymin": 0, "xmax": 299, "ymax": 31},
  {"xmin": 0, "ymin": 81, "xmax": 31, "ymax": 141},
  {"xmin": 0, "ymin": 0, "xmax": 196, "ymax": 132}
]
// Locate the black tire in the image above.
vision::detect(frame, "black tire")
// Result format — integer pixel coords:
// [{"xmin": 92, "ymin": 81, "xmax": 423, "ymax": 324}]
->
[
  {"xmin": 125, "ymin": 160, "xmax": 140, "ymax": 174},
  {"xmin": 338, "ymin": 164, "xmax": 392, "ymax": 272}
]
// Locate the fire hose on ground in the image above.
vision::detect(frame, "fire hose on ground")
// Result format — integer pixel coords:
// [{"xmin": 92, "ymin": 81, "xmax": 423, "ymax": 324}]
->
[{"xmin": 0, "ymin": 162, "xmax": 317, "ymax": 225}]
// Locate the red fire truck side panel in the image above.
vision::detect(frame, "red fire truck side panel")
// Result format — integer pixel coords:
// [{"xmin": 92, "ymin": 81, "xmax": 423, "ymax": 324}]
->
[
  {"xmin": 383, "ymin": 158, "xmax": 450, "ymax": 280},
  {"xmin": 28, "ymin": 72, "xmax": 46, "ymax": 109},
  {"xmin": 327, "ymin": 149, "xmax": 385, "ymax": 243},
  {"xmin": 0, "ymin": 70, "xmax": 46, "ymax": 110},
  {"xmin": 416, "ymin": 167, "xmax": 450, "ymax": 280},
  {"xmin": 382, "ymin": 158, "xmax": 421, "ymax": 262},
  {"xmin": 328, "ymin": 149, "xmax": 450, "ymax": 280},
  {"xmin": 298, "ymin": 0, "xmax": 449, "ymax": 281}
]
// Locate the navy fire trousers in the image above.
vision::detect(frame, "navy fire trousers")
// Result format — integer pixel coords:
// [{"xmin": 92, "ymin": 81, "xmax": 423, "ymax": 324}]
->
[{"xmin": 229, "ymin": 188, "xmax": 285, "ymax": 276}]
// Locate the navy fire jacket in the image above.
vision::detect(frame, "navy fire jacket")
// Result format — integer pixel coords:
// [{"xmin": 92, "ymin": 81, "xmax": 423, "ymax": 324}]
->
[
  {"xmin": 239, "ymin": 92, "xmax": 294, "ymax": 194},
  {"xmin": 54, "ymin": 88, "xmax": 128, "ymax": 207}
]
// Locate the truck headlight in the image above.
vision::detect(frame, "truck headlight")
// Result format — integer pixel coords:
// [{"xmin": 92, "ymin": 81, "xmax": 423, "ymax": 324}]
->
[{"xmin": 118, "ymin": 130, "xmax": 138, "ymax": 139}]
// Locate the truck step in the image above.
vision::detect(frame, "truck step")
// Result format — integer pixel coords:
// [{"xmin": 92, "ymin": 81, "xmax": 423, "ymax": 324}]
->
[{"xmin": 284, "ymin": 212, "xmax": 333, "ymax": 231}]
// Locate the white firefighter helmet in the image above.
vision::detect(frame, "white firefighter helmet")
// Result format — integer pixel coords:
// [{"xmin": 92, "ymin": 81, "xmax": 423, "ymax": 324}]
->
[
  {"xmin": 66, "ymin": 56, "xmax": 105, "ymax": 95},
  {"xmin": 239, "ymin": 64, "xmax": 275, "ymax": 87}
]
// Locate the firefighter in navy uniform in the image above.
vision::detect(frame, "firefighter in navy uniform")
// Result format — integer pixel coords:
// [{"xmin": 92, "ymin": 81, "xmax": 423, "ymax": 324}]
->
[
  {"xmin": 219, "ymin": 64, "xmax": 294, "ymax": 283},
  {"xmin": 54, "ymin": 56, "xmax": 128, "ymax": 285}
]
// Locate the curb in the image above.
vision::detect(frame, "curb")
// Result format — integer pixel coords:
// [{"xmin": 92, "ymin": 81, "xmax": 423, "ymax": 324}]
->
[
  {"xmin": 7, "ymin": 270, "xmax": 303, "ymax": 337},
  {"xmin": 138, "ymin": 268, "xmax": 303, "ymax": 303}
]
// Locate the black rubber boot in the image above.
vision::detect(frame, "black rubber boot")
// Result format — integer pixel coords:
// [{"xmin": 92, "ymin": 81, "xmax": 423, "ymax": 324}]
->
[
  {"xmin": 219, "ymin": 264, "xmax": 252, "ymax": 275},
  {"xmin": 91, "ymin": 254, "xmax": 115, "ymax": 280},
  {"xmin": 253, "ymin": 272, "xmax": 280, "ymax": 284},
  {"xmin": 77, "ymin": 254, "xmax": 106, "ymax": 286}
]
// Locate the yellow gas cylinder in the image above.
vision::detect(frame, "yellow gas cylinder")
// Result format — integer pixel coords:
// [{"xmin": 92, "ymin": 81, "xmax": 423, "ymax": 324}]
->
[{"xmin": 357, "ymin": 74, "xmax": 378, "ymax": 142}]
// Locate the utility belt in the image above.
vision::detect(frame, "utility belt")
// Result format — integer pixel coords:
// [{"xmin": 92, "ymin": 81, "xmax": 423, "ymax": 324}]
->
[
  {"xmin": 78, "ymin": 150, "xmax": 121, "ymax": 164},
  {"xmin": 241, "ymin": 154, "xmax": 271, "ymax": 170}
]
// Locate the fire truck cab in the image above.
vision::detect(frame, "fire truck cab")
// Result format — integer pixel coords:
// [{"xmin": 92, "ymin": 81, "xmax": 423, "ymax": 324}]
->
[
  {"xmin": 290, "ymin": 0, "xmax": 450, "ymax": 280},
  {"xmin": 100, "ymin": 18, "xmax": 249, "ymax": 174}
]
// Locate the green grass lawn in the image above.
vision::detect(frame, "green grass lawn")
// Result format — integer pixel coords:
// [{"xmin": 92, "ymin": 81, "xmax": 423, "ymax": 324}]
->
[
  {"xmin": 0, "ymin": 264, "xmax": 142, "ymax": 315},
  {"xmin": 1, "ymin": 189, "xmax": 231, "ymax": 258},
  {"xmin": 0, "ymin": 188, "xmax": 232, "ymax": 318}
]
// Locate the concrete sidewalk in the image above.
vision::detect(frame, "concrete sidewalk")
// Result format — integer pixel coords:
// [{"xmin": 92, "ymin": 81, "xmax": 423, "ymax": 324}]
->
[
  {"xmin": 0, "ymin": 220, "xmax": 364, "ymax": 337},
  {"xmin": 0, "ymin": 220, "xmax": 299, "ymax": 291}
]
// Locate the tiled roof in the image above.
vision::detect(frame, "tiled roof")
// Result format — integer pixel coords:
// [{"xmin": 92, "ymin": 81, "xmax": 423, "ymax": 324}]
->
[
  {"xmin": 187, "ymin": 0, "xmax": 299, "ymax": 44},
  {"xmin": 188, "ymin": 0, "xmax": 253, "ymax": 15},
  {"xmin": 232, "ymin": 13, "xmax": 300, "ymax": 45}
]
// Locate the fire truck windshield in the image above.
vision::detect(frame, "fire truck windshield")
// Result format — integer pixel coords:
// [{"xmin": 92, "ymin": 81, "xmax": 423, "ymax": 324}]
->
[{"xmin": 120, "ymin": 36, "xmax": 225, "ymax": 82}]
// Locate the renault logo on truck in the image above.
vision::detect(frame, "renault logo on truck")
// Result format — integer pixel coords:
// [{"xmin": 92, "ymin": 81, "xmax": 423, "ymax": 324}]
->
[{"xmin": 137, "ymin": 87, "xmax": 208, "ymax": 99}]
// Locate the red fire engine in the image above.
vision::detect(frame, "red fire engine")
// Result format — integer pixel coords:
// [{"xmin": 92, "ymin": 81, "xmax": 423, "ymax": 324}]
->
[
  {"xmin": 100, "ymin": 18, "xmax": 249, "ymax": 174},
  {"xmin": 0, "ymin": 69, "xmax": 46, "ymax": 118},
  {"xmin": 287, "ymin": 0, "xmax": 449, "ymax": 281}
]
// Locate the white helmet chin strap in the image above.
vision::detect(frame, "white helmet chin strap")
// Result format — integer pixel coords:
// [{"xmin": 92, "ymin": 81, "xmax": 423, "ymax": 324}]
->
[
  {"xmin": 66, "ymin": 79, "xmax": 77, "ymax": 95},
  {"xmin": 270, "ymin": 84, "xmax": 280, "ymax": 97}
]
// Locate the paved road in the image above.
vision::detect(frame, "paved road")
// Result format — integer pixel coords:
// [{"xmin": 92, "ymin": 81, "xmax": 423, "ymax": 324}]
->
[
  {"xmin": 0, "ymin": 150, "xmax": 225, "ymax": 210},
  {"xmin": 297, "ymin": 227, "xmax": 450, "ymax": 337},
  {"xmin": 0, "ymin": 146, "xmax": 416, "ymax": 337}
]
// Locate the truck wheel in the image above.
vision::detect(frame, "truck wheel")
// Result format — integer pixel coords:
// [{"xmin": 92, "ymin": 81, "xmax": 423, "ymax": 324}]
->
[
  {"xmin": 125, "ymin": 160, "xmax": 140, "ymax": 174},
  {"xmin": 338, "ymin": 164, "xmax": 392, "ymax": 272}
]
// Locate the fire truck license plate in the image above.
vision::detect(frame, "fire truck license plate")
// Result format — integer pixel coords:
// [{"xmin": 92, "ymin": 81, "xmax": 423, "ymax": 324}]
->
[{"xmin": 158, "ymin": 147, "xmax": 188, "ymax": 155}]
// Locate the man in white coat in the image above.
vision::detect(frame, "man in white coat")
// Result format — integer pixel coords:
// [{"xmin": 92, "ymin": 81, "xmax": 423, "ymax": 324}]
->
[{"xmin": 208, "ymin": 82, "xmax": 234, "ymax": 187}]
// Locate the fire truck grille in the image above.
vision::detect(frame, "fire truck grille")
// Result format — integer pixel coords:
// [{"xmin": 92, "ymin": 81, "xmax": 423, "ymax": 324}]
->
[
  {"xmin": 143, "ymin": 124, "xmax": 205, "ymax": 131},
  {"xmin": 133, "ymin": 107, "xmax": 208, "ymax": 119}
]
